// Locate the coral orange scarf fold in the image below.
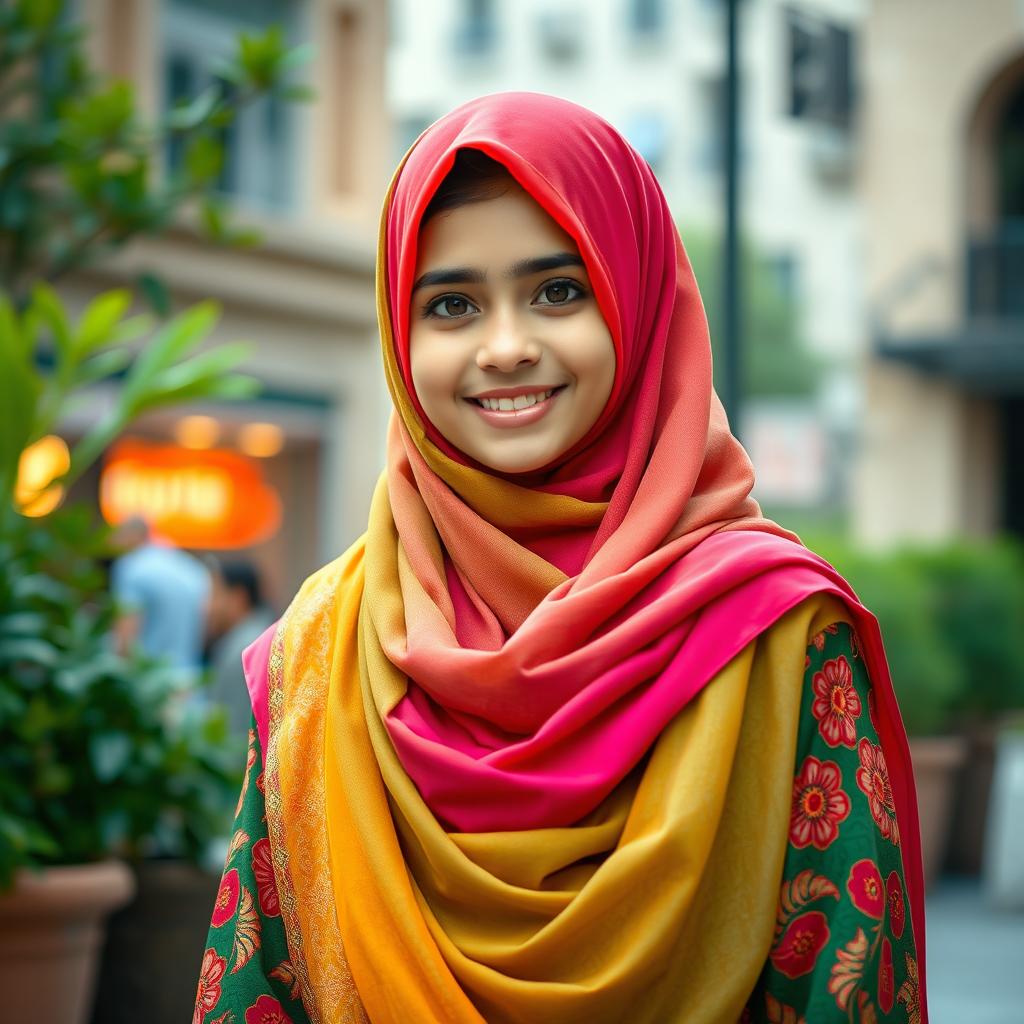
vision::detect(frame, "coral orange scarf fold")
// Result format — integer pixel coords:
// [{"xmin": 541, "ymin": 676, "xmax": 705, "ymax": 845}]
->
[{"xmin": 250, "ymin": 93, "xmax": 926, "ymax": 1023}]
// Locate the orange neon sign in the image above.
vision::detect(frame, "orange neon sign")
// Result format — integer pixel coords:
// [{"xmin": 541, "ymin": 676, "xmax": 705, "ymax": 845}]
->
[{"xmin": 100, "ymin": 439, "xmax": 282, "ymax": 549}]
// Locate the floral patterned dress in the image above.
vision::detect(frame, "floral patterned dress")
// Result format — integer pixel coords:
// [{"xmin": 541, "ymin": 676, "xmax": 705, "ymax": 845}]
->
[{"xmin": 193, "ymin": 623, "xmax": 920, "ymax": 1024}]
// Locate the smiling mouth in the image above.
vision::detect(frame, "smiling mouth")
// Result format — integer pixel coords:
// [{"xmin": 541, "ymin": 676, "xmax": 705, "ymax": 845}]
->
[{"xmin": 465, "ymin": 385, "xmax": 566, "ymax": 411}]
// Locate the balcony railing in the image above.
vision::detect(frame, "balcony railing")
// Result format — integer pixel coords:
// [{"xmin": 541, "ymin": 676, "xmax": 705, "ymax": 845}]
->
[{"xmin": 967, "ymin": 224, "xmax": 1024, "ymax": 318}]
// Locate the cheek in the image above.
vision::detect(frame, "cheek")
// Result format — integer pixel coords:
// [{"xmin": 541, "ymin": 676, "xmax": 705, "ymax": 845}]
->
[
  {"xmin": 408, "ymin": 330, "xmax": 452, "ymax": 408},
  {"xmin": 569, "ymin": 315, "xmax": 617, "ymax": 402}
]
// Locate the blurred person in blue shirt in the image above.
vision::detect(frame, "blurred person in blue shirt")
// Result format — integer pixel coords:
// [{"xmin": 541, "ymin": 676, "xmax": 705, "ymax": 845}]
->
[
  {"xmin": 110, "ymin": 516, "xmax": 211, "ymax": 681},
  {"xmin": 205, "ymin": 558, "xmax": 275, "ymax": 743}
]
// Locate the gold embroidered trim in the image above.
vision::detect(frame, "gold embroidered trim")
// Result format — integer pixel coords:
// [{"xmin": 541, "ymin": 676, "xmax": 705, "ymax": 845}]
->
[
  {"xmin": 265, "ymin": 616, "xmax": 322, "ymax": 1024},
  {"xmin": 266, "ymin": 570, "xmax": 369, "ymax": 1024}
]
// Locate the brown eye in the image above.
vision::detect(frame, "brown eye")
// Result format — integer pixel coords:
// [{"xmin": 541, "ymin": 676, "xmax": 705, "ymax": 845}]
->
[
  {"xmin": 426, "ymin": 294, "xmax": 477, "ymax": 319},
  {"xmin": 535, "ymin": 279, "xmax": 583, "ymax": 306}
]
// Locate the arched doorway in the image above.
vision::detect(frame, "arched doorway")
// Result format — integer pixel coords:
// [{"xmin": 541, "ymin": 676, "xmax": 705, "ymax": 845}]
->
[
  {"xmin": 966, "ymin": 53, "xmax": 1024, "ymax": 316},
  {"xmin": 965, "ymin": 53, "xmax": 1024, "ymax": 536}
]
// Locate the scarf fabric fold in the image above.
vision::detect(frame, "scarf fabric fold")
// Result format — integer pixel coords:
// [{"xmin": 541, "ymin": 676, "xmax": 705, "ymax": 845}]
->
[{"xmin": 254, "ymin": 92, "xmax": 926, "ymax": 1023}]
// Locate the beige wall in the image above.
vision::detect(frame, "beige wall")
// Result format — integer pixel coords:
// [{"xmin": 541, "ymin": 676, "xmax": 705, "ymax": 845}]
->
[{"xmin": 855, "ymin": 0, "xmax": 1024, "ymax": 546}]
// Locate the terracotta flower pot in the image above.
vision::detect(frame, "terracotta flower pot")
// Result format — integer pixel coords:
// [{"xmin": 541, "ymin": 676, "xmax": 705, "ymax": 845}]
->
[
  {"xmin": 0, "ymin": 860, "xmax": 135, "ymax": 1024},
  {"xmin": 908, "ymin": 735, "xmax": 968, "ymax": 887}
]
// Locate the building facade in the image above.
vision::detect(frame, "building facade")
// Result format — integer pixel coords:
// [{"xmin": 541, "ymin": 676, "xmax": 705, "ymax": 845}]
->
[
  {"xmin": 856, "ymin": 0, "xmax": 1024, "ymax": 545},
  {"xmin": 65, "ymin": 0, "xmax": 392, "ymax": 604}
]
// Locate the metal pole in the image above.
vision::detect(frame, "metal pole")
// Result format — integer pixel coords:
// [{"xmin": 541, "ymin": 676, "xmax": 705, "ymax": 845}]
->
[{"xmin": 722, "ymin": 0, "xmax": 742, "ymax": 433}]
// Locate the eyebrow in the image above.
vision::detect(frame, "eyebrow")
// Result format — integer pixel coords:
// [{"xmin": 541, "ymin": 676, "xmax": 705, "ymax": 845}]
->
[{"xmin": 411, "ymin": 251, "xmax": 584, "ymax": 293}]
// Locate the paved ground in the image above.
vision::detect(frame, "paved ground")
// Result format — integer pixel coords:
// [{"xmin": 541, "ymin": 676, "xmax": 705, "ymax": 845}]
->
[{"xmin": 926, "ymin": 876, "xmax": 1024, "ymax": 1023}]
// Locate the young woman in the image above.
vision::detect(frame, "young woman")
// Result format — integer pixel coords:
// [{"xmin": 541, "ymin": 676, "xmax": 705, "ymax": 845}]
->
[{"xmin": 194, "ymin": 93, "xmax": 925, "ymax": 1024}]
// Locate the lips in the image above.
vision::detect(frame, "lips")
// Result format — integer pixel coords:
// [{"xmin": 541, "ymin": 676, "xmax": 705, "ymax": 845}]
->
[{"xmin": 465, "ymin": 386, "xmax": 565, "ymax": 428}]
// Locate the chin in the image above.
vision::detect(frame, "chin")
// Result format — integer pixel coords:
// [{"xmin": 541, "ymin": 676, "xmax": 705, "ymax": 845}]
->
[{"xmin": 471, "ymin": 450, "xmax": 559, "ymax": 475}]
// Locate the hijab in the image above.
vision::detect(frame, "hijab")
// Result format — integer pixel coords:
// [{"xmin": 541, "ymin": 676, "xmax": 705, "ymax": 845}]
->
[{"xmin": 250, "ymin": 93, "xmax": 926, "ymax": 1023}]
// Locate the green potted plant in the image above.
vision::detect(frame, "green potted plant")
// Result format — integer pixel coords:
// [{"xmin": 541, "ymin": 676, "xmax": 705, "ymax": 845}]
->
[
  {"xmin": 0, "ymin": 5, "xmax": 310, "ymax": 1017},
  {"xmin": 915, "ymin": 541, "xmax": 1024, "ymax": 877},
  {"xmin": 0, "ymin": 288, "xmax": 257, "ymax": 1024}
]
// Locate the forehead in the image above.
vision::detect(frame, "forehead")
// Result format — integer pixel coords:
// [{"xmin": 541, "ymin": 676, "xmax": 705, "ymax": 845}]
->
[{"xmin": 415, "ymin": 183, "xmax": 580, "ymax": 272}]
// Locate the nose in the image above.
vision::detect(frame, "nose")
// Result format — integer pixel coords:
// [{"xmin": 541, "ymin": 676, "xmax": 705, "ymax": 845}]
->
[{"xmin": 475, "ymin": 310, "xmax": 540, "ymax": 372}]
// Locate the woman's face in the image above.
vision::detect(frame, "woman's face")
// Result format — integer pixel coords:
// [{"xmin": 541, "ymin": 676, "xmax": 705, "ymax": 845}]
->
[{"xmin": 409, "ymin": 180, "xmax": 615, "ymax": 475}]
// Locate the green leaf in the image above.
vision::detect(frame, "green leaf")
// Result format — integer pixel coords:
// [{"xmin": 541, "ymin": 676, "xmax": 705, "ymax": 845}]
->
[
  {"xmin": 12, "ymin": 573, "xmax": 74, "ymax": 605},
  {"xmin": 73, "ymin": 289, "xmax": 132, "ymax": 356},
  {"xmin": 183, "ymin": 135, "xmax": 223, "ymax": 185},
  {"xmin": 110, "ymin": 313, "xmax": 153, "ymax": 346},
  {"xmin": 278, "ymin": 84, "xmax": 316, "ymax": 103},
  {"xmin": 89, "ymin": 733, "xmax": 133, "ymax": 783},
  {"xmin": 141, "ymin": 342, "xmax": 252, "ymax": 396},
  {"xmin": 138, "ymin": 273, "xmax": 171, "ymax": 318},
  {"xmin": 0, "ymin": 295, "xmax": 28, "ymax": 359},
  {"xmin": 74, "ymin": 347, "xmax": 133, "ymax": 386},
  {"xmin": 17, "ymin": 0, "xmax": 62, "ymax": 31},
  {"xmin": 0, "ymin": 638, "xmax": 61, "ymax": 668},
  {"xmin": 27, "ymin": 283, "xmax": 72, "ymax": 360},
  {"xmin": 200, "ymin": 198, "xmax": 226, "ymax": 241},
  {"xmin": 0, "ymin": 300, "xmax": 41, "ymax": 504},
  {"xmin": 166, "ymin": 84, "xmax": 221, "ymax": 132},
  {"xmin": 226, "ymin": 227, "xmax": 262, "ymax": 248},
  {"xmin": 123, "ymin": 300, "xmax": 221, "ymax": 391},
  {"xmin": 0, "ymin": 612, "xmax": 50, "ymax": 638}
]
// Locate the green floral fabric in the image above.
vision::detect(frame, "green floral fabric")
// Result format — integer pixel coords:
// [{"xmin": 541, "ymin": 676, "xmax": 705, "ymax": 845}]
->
[
  {"xmin": 195, "ymin": 623, "xmax": 919, "ymax": 1024},
  {"xmin": 192, "ymin": 728, "xmax": 309, "ymax": 1024},
  {"xmin": 744, "ymin": 622, "xmax": 920, "ymax": 1023}
]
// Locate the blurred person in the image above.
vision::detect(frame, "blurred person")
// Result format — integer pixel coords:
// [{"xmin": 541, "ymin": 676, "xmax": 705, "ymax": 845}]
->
[
  {"xmin": 194, "ymin": 95, "xmax": 926, "ymax": 1023},
  {"xmin": 206, "ymin": 559, "xmax": 275, "ymax": 742},
  {"xmin": 111, "ymin": 516, "xmax": 210, "ymax": 682}
]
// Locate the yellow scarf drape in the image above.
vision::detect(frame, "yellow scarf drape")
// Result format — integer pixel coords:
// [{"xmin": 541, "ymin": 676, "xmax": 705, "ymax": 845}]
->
[{"xmin": 265, "ymin": 478, "xmax": 852, "ymax": 1024}]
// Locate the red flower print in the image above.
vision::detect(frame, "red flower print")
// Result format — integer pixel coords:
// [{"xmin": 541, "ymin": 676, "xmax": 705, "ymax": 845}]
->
[
  {"xmin": 811, "ymin": 623, "xmax": 840, "ymax": 651},
  {"xmin": 855, "ymin": 738, "xmax": 900, "ymax": 845},
  {"xmin": 211, "ymin": 868, "xmax": 240, "ymax": 928},
  {"xmin": 790, "ymin": 756, "xmax": 851, "ymax": 850},
  {"xmin": 252, "ymin": 838, "xmax": 280, "ymax": 917},
  {"xmin": 245, "ymin": 994, "xmax": 293, "ymax": 1024},
  {"xmin": 811, "ymin": 655, "xmax": 862, "ymax": 747},
  {"xmin": 886, "ymin": 871, "xmax": 906, "ymax": 938},
  {"xmin": 878, "ymin": 937, "xmax": 895, "ymax": 1013},
  {"xmin": 846, "ymin": 859, "xmax": 884, "ymax": 919},
  {"xmin": 193, "ymin": 948, "xmax": 227, "ymax": 1024},
  {"xmin": 770, "ymin": 910, "xmax": 831, "ymax": 979}
]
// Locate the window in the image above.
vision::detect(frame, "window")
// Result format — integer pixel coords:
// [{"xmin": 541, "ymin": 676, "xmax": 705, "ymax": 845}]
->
[
  {"xmin": 629, "ymin": 0, "xmax": 665, "ymax": 37},
  {"xmin": 160, "ymin": 0, "xmax": 304, "ymax": 212},
  {"xmin": 455, "ymin": 0, "xmax": 496, "ymax": 54}
]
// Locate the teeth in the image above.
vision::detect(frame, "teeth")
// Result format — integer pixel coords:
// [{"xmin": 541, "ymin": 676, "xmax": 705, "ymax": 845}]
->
[{"xmin": 478, "ymin": 390, "xmax": 553, "ymax": 411}]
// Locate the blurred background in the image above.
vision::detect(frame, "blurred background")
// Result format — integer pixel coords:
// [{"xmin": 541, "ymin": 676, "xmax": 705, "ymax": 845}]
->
[{"xmin": 2, "ymin": 0, "xmax": 1024, "ymax": 1021}]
